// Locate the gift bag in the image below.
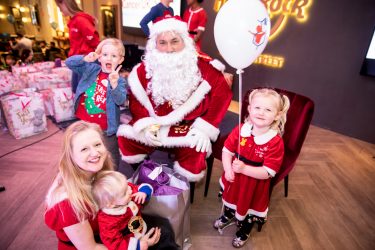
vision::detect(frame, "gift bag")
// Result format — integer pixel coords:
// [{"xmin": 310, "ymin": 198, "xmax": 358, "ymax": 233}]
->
[
  {"xmin": 1, "ymin": 91, "xmax": 47, "ymax": 139},
  {"xmin": 131, "ymin": 160, "xmax": 191, "ymax": 249},
  {"xmin": 51, "ymin": 87, "xmax": 74, "ymax": 122}
]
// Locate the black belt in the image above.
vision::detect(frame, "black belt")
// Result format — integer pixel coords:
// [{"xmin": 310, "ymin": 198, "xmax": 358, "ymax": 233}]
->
[
  {"xmin": 189, "ymin": 31, "xmax": 198, "ymax": 35},
  {"xmin": 234, "ymin": 152, "xmax": 263, "ymax": 166}
]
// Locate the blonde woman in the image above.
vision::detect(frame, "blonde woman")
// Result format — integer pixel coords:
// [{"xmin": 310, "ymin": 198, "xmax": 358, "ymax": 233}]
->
[{"xmin": 45, "ymin": 121, "xmax": 113, "ymax": 249}]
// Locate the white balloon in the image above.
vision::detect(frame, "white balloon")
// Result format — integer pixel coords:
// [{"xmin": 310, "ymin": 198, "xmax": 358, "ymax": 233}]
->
[{"xmin": 214, "ymin": 0, "xmax": 271, "ymax": 70}]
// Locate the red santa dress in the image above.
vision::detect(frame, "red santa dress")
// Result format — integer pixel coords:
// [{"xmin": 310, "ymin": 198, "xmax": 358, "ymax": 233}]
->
[
  {"xmin": 67, "ymin": 12, "xmax": 99, "ymax": 57},
  {"xmin": 98, "ymin": 183, "xmax": 151, "ymax": 250},
  {"xmin": 117, "ymin": 56, "xmax": 232, "ymax": 182},
  {"xmin": 182, "ymin": 7, "xmax": 207, "ymax": 51},
  {"xmin": 220, "ymin": 122, "xmax": 284, "ymax": 220},
  {"xmin": 45, "ymin": 199, "xmax": 100, "ymax": 250}
]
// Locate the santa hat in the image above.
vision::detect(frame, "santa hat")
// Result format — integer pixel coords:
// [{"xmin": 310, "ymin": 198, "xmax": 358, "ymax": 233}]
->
[{"xmin": 149, "ymin": 16, "xmax": 188, "ymax": 38}]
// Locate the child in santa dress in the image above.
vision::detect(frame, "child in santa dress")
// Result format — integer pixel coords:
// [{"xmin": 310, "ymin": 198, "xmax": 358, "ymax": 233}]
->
[
  {"xmin": 92, "ymin": 170, "xmax": 179, "ymax": 250},
  {"xmin": 214, "ymin": 88, "xmax": 290, "ymax": 248},
  {"xmin": 182, "ymin": 0, "xmax": 207, "ymax": 52},
  {"xmin": 66, "ymin": 38, "xmax": 127, "ymax": 170}
]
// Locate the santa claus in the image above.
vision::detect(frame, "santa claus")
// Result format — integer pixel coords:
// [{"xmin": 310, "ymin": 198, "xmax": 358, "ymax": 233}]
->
[{"xmin": 117, "ymin": 16, "xmax": 232, "ymax": 182}]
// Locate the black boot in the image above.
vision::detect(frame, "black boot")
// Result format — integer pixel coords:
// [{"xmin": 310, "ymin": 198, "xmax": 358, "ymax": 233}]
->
[
  {"xmin": 232, "ymin": 215, "xmax": 254, "ymax": 248},
  {"xmin": 253, "ymin": 215, "xmax": 267, "ymax": 232}
]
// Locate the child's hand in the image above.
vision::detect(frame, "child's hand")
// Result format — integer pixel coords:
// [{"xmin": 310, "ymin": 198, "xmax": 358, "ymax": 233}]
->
[
  {"xmin": 108, "ymin": 64, "xmax": 122, "ymax": 89},
  {"xmin": 140, "ymin": 227, "xmax": 161, "ymax": 249},
  {"xmin": 84, "ymin": 52, "xmax": 99, "ymax": 62},
  {"xmin": 232, "ymin": 159, "xmax": 245, "ymax": 174},
  {"xmin": 224, "ymin": 169, "xmax": 235, "ymax": 182},
  {"xmin": 132, "ymin": 191, "xmax": 147, "ymax": 204}
]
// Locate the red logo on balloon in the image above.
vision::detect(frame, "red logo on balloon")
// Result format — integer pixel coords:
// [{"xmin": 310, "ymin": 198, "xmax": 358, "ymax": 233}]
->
[{"xmin": 249, "ymin": 18, "xmax": 268, "ymax": 48}]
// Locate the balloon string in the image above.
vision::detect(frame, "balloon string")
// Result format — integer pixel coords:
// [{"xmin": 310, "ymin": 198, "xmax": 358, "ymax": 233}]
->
[{"xmin": 237, "ymin": 70, "xmax": 243, "ymax": 159}]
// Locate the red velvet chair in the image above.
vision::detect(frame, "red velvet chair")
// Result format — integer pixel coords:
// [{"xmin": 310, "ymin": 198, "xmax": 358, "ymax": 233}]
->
[{"xmin": 204, "ymin": 88, "xmax": 315, "ymax": 197}]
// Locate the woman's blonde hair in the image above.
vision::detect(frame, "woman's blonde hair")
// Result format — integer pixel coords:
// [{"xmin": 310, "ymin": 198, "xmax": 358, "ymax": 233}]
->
[
  {"xmin": 92, "ymin": 171, "xmax": 128, "ymax": 209},
  {"xmin": 247, "ymin": 88, "xmax": 290, "ymax": 134},
  {"xmin": 95, "ymin": 38, "xmax": 125, "ymax": 58},
  {"xmin": 46, "ymin": 121, "xmax": 114, "ymax": 221},
  {"xmin": 55, "ymin": 0, "xmax": 82, "ymax": 16}
]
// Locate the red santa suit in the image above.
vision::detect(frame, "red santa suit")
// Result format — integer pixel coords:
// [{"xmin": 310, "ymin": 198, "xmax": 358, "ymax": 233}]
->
[
  {"xmin": 182, "ymin": 7, "xmax": 207, "ymax": 51},
  {"xmin": 98, "ymin": 183, "xmax": 150, "ymax": 250},
  {"xmin": 117, "ymin": 56, "xmax": 232, "ymax": 182},
  {"xmin": 220, "ymin": 122, "xmax": 284, "ymax": 220}
]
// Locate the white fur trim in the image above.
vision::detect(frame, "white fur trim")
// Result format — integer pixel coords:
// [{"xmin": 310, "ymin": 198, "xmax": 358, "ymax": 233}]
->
[
  {"xmin": 133, "ymin": 117, "xmax": 158, "ymax": 134},
  {"xmin": 150, "ymin": 17, "xmax": 188, "ymax": 38},
  {"xmin": 197, "ymin": 26, "xmax": 205, "ymax": 31},
  {"xmin": 209, "ymin": 59, "xmax": 226, "ymax": 72},
  {"xmin": 129, "ymin": 237, "xmax": 138, "ymax": 250},
  {"xmin": 240, "ymin": 122, "xmax": 252, "ymax": 137},
  {"xmin": 102, "ymin": 206, "xmax": 127, "ymax": 215},
  {"xmin": 222, "ymin": 200, "xmax": 268, "ymax": 220},
  {"xmin": 254, "ymin": 129, "xmax": 278, "ymax": 145},
  {"xmin": 173, "ymin": 161, "xmax": 205, "ymax": 182},
  {"xmin": 129, "ymin": 72, "xmax": 212, "ymax": 127},
  {"xmin": 240, "ymin": 123, "xmax": 278, "ymax": 145},
  {"xmin": 128, "ymin": 64, "xmax": 157, "ymax": 117},
  {"xmin": 263, "ymin": 166, "xmax": 276, "ymax": 177},
  {"xmin": 101, "ymin": 201, "xmax": 140, "ymax": 216},
  {"xmin": 192, "ymin": 117, "xmax": 220, "ymax": 141},
  {"xmin": 120, "ymin": 152, "xmax": 147, "ymax": 164}
]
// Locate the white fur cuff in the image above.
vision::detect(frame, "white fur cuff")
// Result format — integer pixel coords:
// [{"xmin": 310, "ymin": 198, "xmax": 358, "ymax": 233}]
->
[
  {"xmin": 173, "ymin": 161, "xmax": 205, "ymax": 182},
  {"xmin": 192, "ymin": 117, "xmax": 220, "ymax": 141}
]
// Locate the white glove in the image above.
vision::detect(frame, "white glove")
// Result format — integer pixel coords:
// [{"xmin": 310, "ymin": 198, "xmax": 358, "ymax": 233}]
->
[
  {"xmin": 188, "ymin": 128, "xmax": 211, "ymax": 153},
  {"xmin": 144, "ymin": 126, "xmax": 162, "ymax": 147}
]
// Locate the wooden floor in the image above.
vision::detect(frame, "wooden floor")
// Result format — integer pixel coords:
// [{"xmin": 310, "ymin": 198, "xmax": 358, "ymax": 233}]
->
[{"xmin": 0, "ymin": 120, "xmax": 375, "ymax": 250}]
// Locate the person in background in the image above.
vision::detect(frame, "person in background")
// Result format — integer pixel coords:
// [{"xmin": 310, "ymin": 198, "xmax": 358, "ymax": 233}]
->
[
  {"xmin": 16, "ymin": 49, "xmax": 33, "ymax": 66},
  {"xmin": 140, "ymin": 0, "xmax": 174, "ymax": 37},
  {"xmin": 46, "ymin": 41, "xmax": 63, "ymax": 61},
  {"xmin": 213, "ymin": 88, "xmax": 290, "ymax": 248},
  {"xmin": 65, "ymin": 38, "xmax": 127, "ymax": 171},
  {"xmin": 9, "ymin": 33, "xmax": 33, "ymax": 58},
  {"xmin": 92, "ymin": 171, "xmax": 178, "ymax": 250},
  {"xmin": 44, "ymin": 121, "xmax": 112, "ymax": 250},
  {"xmin": 54, "ymin": 0, "xmax": 100, "ymax": 93},
  {"xmin": 182, "ymin": 0, "xmax": 207, "ymax": 52},
  {"xmin": 117, "ymin": 16, "xmax": 232, "ymax": 182},
  {"xmin": 0, "ymin": 54, "xmax": 15, "ymax": 71}
]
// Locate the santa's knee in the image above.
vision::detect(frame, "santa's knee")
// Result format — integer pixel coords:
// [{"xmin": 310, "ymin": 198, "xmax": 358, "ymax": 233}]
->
[{"xmin": 173, "ymin": 161, "xmax": 206, "ymax": 182}]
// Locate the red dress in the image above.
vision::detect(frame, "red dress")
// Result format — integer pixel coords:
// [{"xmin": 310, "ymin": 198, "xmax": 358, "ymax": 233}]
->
[
  {"xmin": 220, "ymin": 123, "xmax": 284, "ymax": 220},
  {"xmin": 98, "ymin": 183, "xmax": 147, "ymax": 250},
  {"xmin": 182, "ymin": 7, "xmax": 207, "ymax": 51},
  {"xmin": 44, "ymin": 199, "xmax": 99, "ymax": 250}
]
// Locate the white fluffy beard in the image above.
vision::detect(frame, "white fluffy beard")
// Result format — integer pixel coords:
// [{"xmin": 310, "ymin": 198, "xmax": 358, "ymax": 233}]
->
[{"xmin": 144, "ymin": 47, "xmax": 202, "ymax": 109}]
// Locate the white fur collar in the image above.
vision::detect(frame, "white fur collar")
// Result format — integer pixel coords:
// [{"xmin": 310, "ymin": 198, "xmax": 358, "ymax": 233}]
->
[
  {"xmin": 102, "ymin": 201, "xmax": 139, "ymax": 216},
  {"xmin": 240, "ymin": 123, "xmax": 278, "ymax": 145}
]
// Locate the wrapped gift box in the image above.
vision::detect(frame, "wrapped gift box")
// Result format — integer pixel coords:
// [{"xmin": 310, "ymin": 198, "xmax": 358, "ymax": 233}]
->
[
  {"xmin": 12, "ymin": 65, "xmax": 39, "ymax": 77},
  {"xmin": 33, "ymin": 61, "xmax": 55, "ymax": 72},
  {"xmin": 51, "ymin": 87, "xmax": 75, "ymax": 122},
  {"xmin": 51, "ymin": 67, "xmax": 72, "ymax": 82},
  {"xmin": 39, "ymin": 89, "xmax": 54, "ymax": 116},
  {"xmin": 1, "ymin": 91, "xmax": 48, "ymax": 139}
]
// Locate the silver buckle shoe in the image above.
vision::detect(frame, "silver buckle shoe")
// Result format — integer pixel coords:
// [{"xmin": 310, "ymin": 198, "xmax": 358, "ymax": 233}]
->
[{"xmin": 213, "ymin": 215, "xmax": 236, "ymax": 234}]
